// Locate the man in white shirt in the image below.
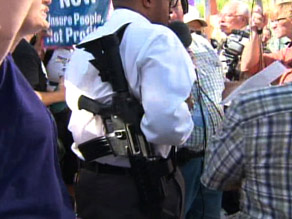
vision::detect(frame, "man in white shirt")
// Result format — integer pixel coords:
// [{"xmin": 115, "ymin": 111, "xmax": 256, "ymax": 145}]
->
[{"xmin": 65, "ymin": 0, "xmax": 195, "ymax": 218}]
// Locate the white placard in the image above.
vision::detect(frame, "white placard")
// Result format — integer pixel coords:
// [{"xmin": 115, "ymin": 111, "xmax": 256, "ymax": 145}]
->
[{"xmin": 222, "ymin": 61, "xmax": 288, "ymax": 105}]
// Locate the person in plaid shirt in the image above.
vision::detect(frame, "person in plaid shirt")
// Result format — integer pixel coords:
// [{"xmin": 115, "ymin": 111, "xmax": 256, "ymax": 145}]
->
[
  {"xmin": 170, "ymin": 2, "xmax": 225, "ymax": 218},
  {"xmin": 201, "ymin": 83, "xmax": 292, "ymax": 218},
  {"xmin": 178, "ymin": 31, "xmax": 225, "ymax": 219}
]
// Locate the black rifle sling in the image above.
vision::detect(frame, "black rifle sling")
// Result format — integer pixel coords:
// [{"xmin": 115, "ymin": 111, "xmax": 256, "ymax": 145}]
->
[
  {"xmin": 77, "ymin": 24, "xmax": 178, "ymax": 218},
  {"xmin": 77, "ymin": 23, "xmax": 151, "ymax": 158}
]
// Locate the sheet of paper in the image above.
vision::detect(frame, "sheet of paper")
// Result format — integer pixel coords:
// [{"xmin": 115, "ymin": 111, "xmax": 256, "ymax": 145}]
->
[{"xmin": 222, "ymin": 61, "xmax": 288, "ymax": 105}]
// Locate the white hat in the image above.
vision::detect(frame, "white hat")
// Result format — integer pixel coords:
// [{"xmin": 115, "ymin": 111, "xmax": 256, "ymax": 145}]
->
[{"xmin": 183, "ymin": 5, "xmax": 208, "ymax": 27}]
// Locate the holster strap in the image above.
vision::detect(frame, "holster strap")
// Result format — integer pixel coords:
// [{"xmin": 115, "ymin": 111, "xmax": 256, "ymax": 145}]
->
[{"xmin": 78, "ymin": 136, "xmax": 113, "ymax": 161}]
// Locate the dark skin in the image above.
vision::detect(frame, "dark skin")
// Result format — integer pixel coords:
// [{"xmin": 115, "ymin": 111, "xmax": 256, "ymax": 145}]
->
[{"xmin": 112, "ymin": 0, "xmax": 171, "ymax": 25}]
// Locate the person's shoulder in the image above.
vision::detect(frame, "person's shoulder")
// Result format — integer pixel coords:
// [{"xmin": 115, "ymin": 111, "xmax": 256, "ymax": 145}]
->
[
  {"xmin": 81, "ymin": 9, "xmax": 174, "ymax": 44},
  {"xmin": 239, "ymin": 84, "xmax": 292, "ymax": 103},
  {"xmin": 121, "ymin": 22, "xmax": 181, "ymax": 56},
  {"xmin": 191, "ymin": 33, "xmax": 214, "ymax": 49},
  {"xmin": 191, "ymin": 33, "xmax": 208, "ymax": 42},
  {"xmin": 115, "ymin": 9, "xmax": 174, "ymax": 37},
  {"xmin": 128, "ymin": 21, "xmax": 176, "ymax": 40},
  {"xmin": 13, "ymin": 39, "xmax": 36, "ymax": 57},
  {"xmin": 231, "ymin": 84, "xmax": 292, "ymax": 121}
]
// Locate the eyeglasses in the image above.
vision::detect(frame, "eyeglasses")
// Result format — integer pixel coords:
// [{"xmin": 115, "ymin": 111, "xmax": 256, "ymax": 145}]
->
[
  {"xmin": 169, "ymin": 0, "xmax": 179, "ymax": 8},
  {"xmin": 271, "ymin": 17, "xmax": 288, "ymax": 24}
]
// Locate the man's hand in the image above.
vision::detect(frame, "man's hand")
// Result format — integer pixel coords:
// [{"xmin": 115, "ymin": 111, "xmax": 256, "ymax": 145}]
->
[
  {"xmin": 251, "ymin": 6, "xmax": 268, "ymax": 32},
  {"xmin": 185, "ymin": 93, "xmax": 194, "ymax": 111}
]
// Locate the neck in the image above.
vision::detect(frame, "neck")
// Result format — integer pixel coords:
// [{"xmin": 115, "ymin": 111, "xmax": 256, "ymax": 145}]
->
[
  {"xmin": 113, "ymin": 0, "xmax": 150, "ymax": 22},
  {"xmin": 10, "ymin": 35, "xmax": 23, "ymax": 53},
  {"xmin": 9, "ymin": 33, "xmax": 33, "ymax": 53}
]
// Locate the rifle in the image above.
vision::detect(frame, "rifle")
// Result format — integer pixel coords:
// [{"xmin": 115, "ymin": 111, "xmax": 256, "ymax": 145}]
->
[{"xmin": 77, "ymin": 24, "xmax": 176, "ymax": 218}]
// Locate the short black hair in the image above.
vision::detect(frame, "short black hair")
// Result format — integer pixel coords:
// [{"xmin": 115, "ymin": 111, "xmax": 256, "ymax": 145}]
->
[{"xmin": 181, "ymin": 0, "xmax": 189, "ymax": 14}]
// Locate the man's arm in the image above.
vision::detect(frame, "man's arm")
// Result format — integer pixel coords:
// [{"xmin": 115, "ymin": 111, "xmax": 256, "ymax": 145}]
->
[
  {"xmin": 0, "ymin": 0, "xmax": 34, "ymax": 65},
  {"xmin": 241, "ymin": 32, "xmax": 262, "ymax": 75},
  {"xmin": 138, "ymin": 29, "xmax": 196, "ymax": 146},
  {"xmin": 241, "ymin": 6, "xmax": 268, "ymax": 76},
  {"xmin": 35, "ymin": 78, "xmax": 65, "ymax": 106}
]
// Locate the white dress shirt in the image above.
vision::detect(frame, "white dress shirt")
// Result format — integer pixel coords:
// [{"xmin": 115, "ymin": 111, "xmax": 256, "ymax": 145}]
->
[{"xmin": 65, "ymin": 9, "xmax": 195, "ymax": 167}]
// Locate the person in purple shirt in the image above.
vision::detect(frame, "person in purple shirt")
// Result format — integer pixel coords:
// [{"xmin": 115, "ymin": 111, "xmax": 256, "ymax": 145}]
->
[{"xmin": 0, "ymin": 0, "xmax": 75, "ymax": 218}]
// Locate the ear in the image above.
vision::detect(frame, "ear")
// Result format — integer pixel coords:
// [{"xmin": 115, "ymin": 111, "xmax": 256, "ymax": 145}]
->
[{"xmin": 142, "ymin": 0, "xmax": 152, "ymax": 8}]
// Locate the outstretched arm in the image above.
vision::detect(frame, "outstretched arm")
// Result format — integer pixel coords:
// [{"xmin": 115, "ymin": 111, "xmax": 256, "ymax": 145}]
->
[{"xmin": 0, "ymin": 0, "xmax": 33, "ymax": 65}]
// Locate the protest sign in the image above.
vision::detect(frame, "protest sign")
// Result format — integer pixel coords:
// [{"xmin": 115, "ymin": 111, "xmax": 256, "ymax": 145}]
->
[{"xmin": 45, "ymin": 0, "xmax": 111, "ymax": 47}]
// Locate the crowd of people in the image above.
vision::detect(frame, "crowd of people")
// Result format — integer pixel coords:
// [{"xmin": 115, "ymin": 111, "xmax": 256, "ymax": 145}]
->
[{"xmin": 1, "ymin": 0, "xmax": 292, "ymax": 218}]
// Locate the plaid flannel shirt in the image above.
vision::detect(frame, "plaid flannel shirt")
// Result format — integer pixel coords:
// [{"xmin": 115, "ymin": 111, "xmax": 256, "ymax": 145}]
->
[
  {"xmin": 201, "ymin": 83, "xmax": 292, "ymax": 218},
  {"xmin": 183, "ymin": 33, "xmax": 225, "ymax": 152}
]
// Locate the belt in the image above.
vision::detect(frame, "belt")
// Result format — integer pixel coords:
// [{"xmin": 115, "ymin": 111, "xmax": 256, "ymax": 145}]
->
[
  {"xmin": 81, "ymin": 155, "xmax": 175, "ymax": 176},
  {"xmin": 81, "ymin": 161, "xmax": 131, "ymax": 175},
  {"xmin": 176, "ymin": 148, "xmax": 204, "ymax": 166}
]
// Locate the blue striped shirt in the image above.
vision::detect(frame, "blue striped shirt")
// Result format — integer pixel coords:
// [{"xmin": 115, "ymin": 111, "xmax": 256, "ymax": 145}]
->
[{"xmin": 201, "ymin": 83, "xmax": 292, "ymax": 218}]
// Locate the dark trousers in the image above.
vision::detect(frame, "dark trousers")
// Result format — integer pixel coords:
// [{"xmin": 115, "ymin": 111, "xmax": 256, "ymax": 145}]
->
[
  {"xmin": 75, "ymin": 166, "xmax": 185, "ymax": 219},
  {"xmin": 180, "ymin": 157, "xmax": 222, "ymax": 219},
  {"xmin": 53, "ymin": 108, "xmax": 77, "ymax": 185}
]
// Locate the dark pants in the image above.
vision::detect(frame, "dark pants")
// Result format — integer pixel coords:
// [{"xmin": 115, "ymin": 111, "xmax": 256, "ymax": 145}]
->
[
  {"xmin": 180, "ymin": 157, "xmax": 222, "ymax": 219},
  {"xmin": 75, "ymin": 165, "xmax": 185, "ymax": 219},
  {"xmin": 53, "ymin": 108, "xmax": 77, "ymax": 185}
]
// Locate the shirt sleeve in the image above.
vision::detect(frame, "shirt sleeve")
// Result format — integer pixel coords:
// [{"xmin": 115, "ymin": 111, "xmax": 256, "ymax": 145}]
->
[
  {"xmin": 201, "ymin": 101, "xmax": 245, "ymax": 190},
  {"xmin": 137, "ymin": 29, "xmax": 196, "ymax": 146},
  {"xmin": 13, "ymin": 50, "xmax": 40, "ymax": 89}
]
